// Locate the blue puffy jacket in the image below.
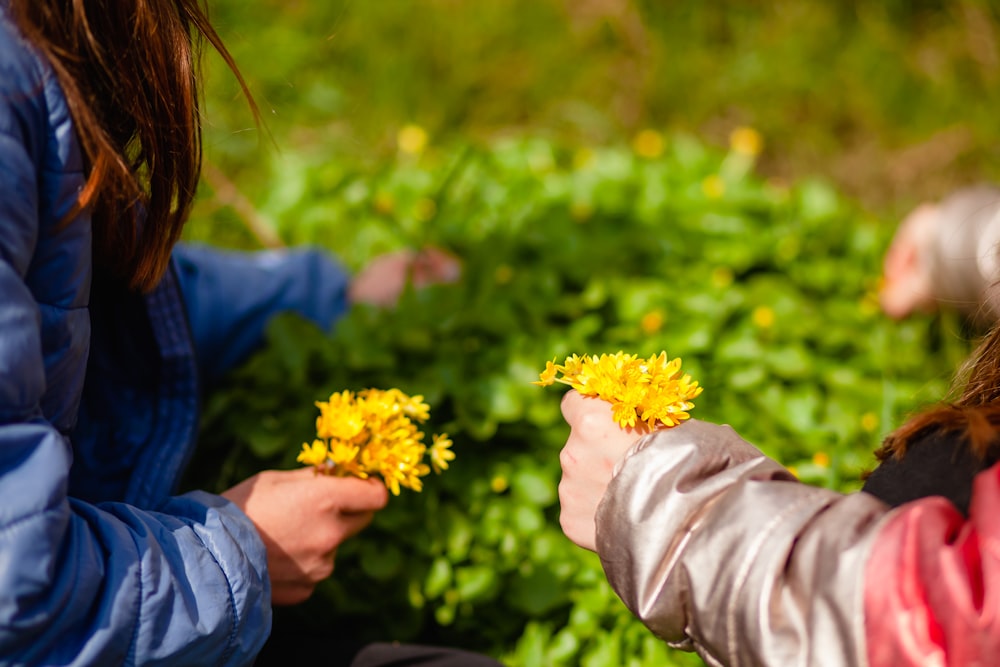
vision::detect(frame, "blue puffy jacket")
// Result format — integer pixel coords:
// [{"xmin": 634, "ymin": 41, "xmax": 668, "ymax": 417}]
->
[{"xmin": 0, "ymin": 7, "xmax": 351, "ymax": 665}]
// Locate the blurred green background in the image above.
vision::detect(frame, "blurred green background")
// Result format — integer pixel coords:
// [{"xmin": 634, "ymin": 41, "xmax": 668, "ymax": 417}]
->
[
  {"xmin": 194, "ymin": 0, "xmax": 1000, "ymax": 225},
  {"xmin": 182, "ymin": 1, "xmax": 998, "ymax": 665}
]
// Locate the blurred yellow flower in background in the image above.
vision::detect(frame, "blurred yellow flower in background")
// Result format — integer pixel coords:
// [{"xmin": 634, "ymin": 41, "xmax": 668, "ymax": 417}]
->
[
  {"xmin": 640, "ymin": 309, "xmax": 665, "ymax": 334},
  {"xmin": 490, "ymin": 475, "xmax": 509, "ymax": 494},
  {"xmin": 572, "ymin": 147, "xmax": 594, "ymax": 170},
  {"xmin": 632, "ymin": 129, "xmax": 664, "ymax": 159},
  {"xmin": 752, "ymin": 305, "xmax": 775, "ymax": 329},
  {"xmin": 701, "ymin": 174, "xmax": 725, "ymax": 198},
  {"xmin": 397, "ymin": 123, "xmax": 429, "ymax": 156},
  {"xmin": 861, "ymin": 412, "xmax": 879, "ymax": 433},
  {"xmin": 812, "ymin": 451, "xmax": 831, "ymax": 468},
  {"xmin": 729, "ymin": 126, "xmax": 764, "ymax": 157}
]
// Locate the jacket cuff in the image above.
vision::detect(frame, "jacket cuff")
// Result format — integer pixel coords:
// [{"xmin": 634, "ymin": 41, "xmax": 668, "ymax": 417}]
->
[{"xmin": 173, "ymin": 490, "xmax": 273, "ymax": 663}]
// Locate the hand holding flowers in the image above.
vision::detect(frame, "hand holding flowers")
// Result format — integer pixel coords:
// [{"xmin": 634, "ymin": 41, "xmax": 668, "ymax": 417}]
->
[{"xmin": 540, "ymin": 352, "xmax": 703, "ymax": 551}]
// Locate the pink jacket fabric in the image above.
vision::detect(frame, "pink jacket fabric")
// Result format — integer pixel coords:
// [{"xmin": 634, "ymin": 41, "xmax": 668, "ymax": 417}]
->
[{"xmin": 865, "ymin": 464, "xmax": 1000, "ymax": 666}]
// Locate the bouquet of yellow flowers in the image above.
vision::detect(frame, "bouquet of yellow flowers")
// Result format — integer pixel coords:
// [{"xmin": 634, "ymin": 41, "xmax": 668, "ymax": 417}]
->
[
  {"xmin": 535, "ymin": 351, "xmax": 703, "ymax": 429},
  {"xmin": 297, "ymin": 388, "xmax": 454, "ymax": 495}
]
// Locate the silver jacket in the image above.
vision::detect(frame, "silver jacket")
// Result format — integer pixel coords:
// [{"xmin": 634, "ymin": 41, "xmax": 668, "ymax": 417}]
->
[
  {"xmin": 924, "ymin": 185, "xmax": 1000, "ymax": 325},
  {"xmin": 595, "ymin": 420, "xmax": 892, "ymax": 667}
]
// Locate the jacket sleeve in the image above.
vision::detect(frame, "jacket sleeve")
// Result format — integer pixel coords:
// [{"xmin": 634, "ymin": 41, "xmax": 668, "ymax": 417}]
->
[
  {"xmin": 595, "ymin": 420, "xmax": 890, "ymax": 667},
  {"xmin": 596, "ymin": 419, "xmax": 1000, "ymax": 667},
  {"xmin": 173, "ymin": 243, "xmax": 352, "ymax": 383},
  {"xmin": 0, "ymin": 130, "xmax": 269, "ymax": 665},
  {"xmin": 0, "ymin": 424, "xmax": 272, "ymax": 666},
  {"xmin": 923, "ymin": 185, "xmax": 1000, "ymax": 324}
]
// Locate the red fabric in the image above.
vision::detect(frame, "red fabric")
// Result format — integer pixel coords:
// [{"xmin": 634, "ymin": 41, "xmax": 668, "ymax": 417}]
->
[{"xmin": 865, "ymin": 462, "xmax": 1000, "ymax": 666}]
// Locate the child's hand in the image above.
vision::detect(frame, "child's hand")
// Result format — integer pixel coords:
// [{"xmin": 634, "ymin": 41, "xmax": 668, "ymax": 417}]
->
[
  {"xmin": 557, "ymin": 390, "xmax": 643, "ymax": 552},
  {"xmin": 349, "ymin": 247, "xmax": 460, "ymax": 306},
  {"xmin": 880, "ymin": 203, "xmax": 939, "ymax": 319},
  {"xmin": 222, "ymin": 468, "xmax": 388, "ymax": 605}
]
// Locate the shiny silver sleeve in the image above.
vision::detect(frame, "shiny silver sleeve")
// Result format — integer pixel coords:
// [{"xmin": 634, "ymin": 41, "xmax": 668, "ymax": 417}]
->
[{"xmin": 595, "ymin": 420, "xmax": 891, "ymax": 667}]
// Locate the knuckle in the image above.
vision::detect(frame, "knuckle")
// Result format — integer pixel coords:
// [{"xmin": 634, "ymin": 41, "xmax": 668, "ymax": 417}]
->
[
  {"xmin": 314, "ymin": 559, "xmax": 334, "ymax": 582},
  {"xmin": 576, "ymin": 409, "xmax": 608, "ymax": 432},
  {"xmin": 558, "ymin": 445, "xmax": 577, "ymax": 469}
]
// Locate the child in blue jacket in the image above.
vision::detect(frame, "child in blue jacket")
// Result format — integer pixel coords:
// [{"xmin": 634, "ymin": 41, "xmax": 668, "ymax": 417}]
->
[{"xmin": 0, "ymin": 1, "xmax": 495, "ymax": 665}]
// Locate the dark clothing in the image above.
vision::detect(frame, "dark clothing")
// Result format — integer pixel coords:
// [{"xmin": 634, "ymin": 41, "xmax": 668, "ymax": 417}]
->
[{"xmin": 862, "ymin": 426, "xmax": 1000, "ymax": 515}]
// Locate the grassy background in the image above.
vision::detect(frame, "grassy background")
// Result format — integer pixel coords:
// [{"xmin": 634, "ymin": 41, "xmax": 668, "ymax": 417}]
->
[{"xmin": 194, "ymin": 0, "xmax": 1000, "ymax": 231}]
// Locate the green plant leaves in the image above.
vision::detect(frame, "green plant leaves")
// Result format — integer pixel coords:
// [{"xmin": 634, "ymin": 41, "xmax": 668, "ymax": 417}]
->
[{"xmin": 185, "ymin": 133, "xmax": 971, "ymax": 666}]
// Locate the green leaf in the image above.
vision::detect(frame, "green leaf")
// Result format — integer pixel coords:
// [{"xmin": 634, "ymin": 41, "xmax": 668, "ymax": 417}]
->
[
  {"xmin": 455, "ymin": 565, "xmax": 498, "ymax": 602},
  {"xmin": 511, "ymin": 467, "xmax": 557, "ymax": 506},
  {"xmin": 424, "ymin": 557, "xmax": 453, "ymax": 599},
  {"xmin": 506, "ymin": 565, "xmax": 569, "ymax": 616}
]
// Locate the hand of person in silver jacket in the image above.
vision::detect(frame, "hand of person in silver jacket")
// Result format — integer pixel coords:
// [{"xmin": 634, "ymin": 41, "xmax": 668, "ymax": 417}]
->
[
  {"xmin": 557, "ymin": 390, "xmax": 643, "ymax": 551},
  {"xmin": 881, "ymin": 185, "xmax": 1000, "ymax": 327},
  {"xmin": 557, "ymin": 397, "xmax": 891, "ymax": 666}
]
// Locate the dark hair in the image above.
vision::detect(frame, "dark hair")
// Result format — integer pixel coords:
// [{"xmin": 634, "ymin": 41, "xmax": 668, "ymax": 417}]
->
[
  {"xmin": 9, "ymin": 0, "xmax": 258, "ymax": 292},
  {"xmin": 876, "ymin": 325, "xmax": 1000, "ymax": 463}
]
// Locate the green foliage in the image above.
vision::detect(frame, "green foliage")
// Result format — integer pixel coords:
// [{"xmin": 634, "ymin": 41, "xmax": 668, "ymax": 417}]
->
[
  {"xmin": 196, "ymin": 0, "xmax": 1000, "ymax": 217},
  {"xmin": 184, "ymin": 134, "xmax": 972, "ymax": 665}
]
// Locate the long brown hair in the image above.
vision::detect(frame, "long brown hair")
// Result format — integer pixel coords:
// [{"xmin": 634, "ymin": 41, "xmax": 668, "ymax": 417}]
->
[
  {"xmin": 9, "ymin": 0, "xmax": 258, "ymax": 292},
  {"xmin": 876, "ymin": 325, "xmax": 1000, "ymax": 463}
]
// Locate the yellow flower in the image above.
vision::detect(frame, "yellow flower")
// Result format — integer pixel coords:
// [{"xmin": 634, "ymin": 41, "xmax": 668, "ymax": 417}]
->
[
  {"xmin": 612, "ymin": 399, "xmax": 640, "ymax": 429},
  {"xmin": 572, "ymin": 147, "xmax": 594, "ymax": 170},
  {"xmin": 299, "ymin": 387, "xmax": 451, "ymax": 494},
  {"xmin": 812, "ymin": 451, "xmax": 831, "ymax": 468},
  {"xmin": 329, "ymin": 440, "xmax": 361, "ymax": 466},
  {"xmin": 430, "ymin": 433, "xmax": 455, "ymax": 473},
  {"xmin": 632, "ymin": 129, "xmax": 664, "ymax": 159},
  {"xmin": 490, "ymin": 475, "xmax": 509, "ymax": 493},
  {"xmin": 861, "ymin": 412, "xmax": 879, "ymax": 433},
  {"xmin": 397, "ymin": 124, "xmax": 429, "ymax": 155},
  {"xmin": 372, "ymin": 192, "xmax": 395, "ymax": 216},
  {"xmin": 752, "ymin": 306, "xmax": 775, "ymax": 329},
  {"xmin": 533, "ymin": 359, "xmax": 559, "ymax": 387},
  {"xmin": 297, "ymin": 440, "xmax": 329, "ymax": 467},
  {"xmin": 561, "ymin": 353, "xmax": 585, "ymax": 377},
  {"xmin": 729, "ymin": 126, "xmax": 763, "ymax": 157},
  {"xmin": 401, "ymin": 393, "xmax": 431, "ymax": 422},
  {"xmin": 702, "ymin": 175, "xmax": 725, "ymax": 199},
  {"xmin": 535, "ymin": 351, "xmax": 702, "ymax": 430},
  {"xmin": 640, "ymin": 309, "xmax": 665, "ymax": 334},
  {"xmin": 382, "ymin": 469, "xmax": 404, "ymax": 496},
  {"xmin": 316, "ymin": 401, "xmax": 365, "ymax": 442}
]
